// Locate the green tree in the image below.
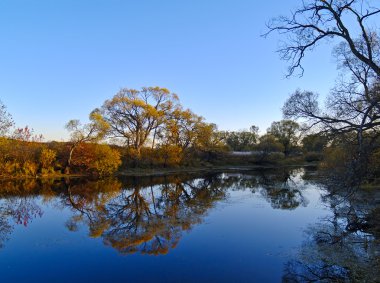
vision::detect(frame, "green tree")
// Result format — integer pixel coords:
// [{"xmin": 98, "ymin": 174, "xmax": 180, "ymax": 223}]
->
[
  {"xmin": 256, "ymin": 134, "xmax": 285, "ymax": 162},
  {"xmin": 302, "ymin": 133, "xmax": 329, "ymax": 153},
  {"xmin": 224, "ymin": 130, "xmax": 258, "ymax": 151},
  {"xmin": 267, "ymin": 120, "xmax": 300, "ymax": 156}
]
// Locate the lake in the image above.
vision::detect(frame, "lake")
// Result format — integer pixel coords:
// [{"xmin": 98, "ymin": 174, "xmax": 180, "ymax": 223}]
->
[{"xmin": 0, "ymin": 167, "xmax": 378, "ymax": 282}]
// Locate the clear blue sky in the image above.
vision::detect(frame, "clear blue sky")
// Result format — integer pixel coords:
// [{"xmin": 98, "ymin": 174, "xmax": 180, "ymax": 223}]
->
[{"xmin": 0, "ymin": 0, "xmax": 338, "ymax": 141}]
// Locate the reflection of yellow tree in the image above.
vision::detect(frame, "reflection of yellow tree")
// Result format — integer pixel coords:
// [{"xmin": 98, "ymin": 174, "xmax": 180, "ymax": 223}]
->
[
  {"xmin": 99, "ymin": 176, "xmax": 227, "ymax": 255},
  {"xmin": 62, "ymin": 178, "xmax": 122, "ymax": 232},
  {"xmin": 61, "ymin": 171, "xmax": 312, "ymax": 255},
  {"xmin": 0, "ymin": 168, "xmax": 313, "ymax": 254},
  {"xmin": 64, "ymin": 174, "xmax": 228, "ymax": 255}
]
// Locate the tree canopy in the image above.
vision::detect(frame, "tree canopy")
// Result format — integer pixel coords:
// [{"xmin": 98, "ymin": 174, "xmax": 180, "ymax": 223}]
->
[
  {"xmin": 267, "ymin": 120, "xmax": 300, "ymax": 156},
  {"xmin": 100, "ymin": 87, "xmax": 179, "ymax": 155}
]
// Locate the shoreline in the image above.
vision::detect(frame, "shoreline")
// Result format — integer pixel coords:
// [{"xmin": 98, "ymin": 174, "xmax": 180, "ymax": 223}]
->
[
  {"xmin": 0, "ymin": 162, "xmax": 319, "ymax": 181},
  {"xmin": 116, "ymin": 163, "xmax": 318, "ymax": 177}
]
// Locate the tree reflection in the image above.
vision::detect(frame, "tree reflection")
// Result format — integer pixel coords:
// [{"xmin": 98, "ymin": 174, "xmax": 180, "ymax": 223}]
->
[
  {"xmin": 282, "ymin": 185, "xmax": 380, "ymax": 282},
  {"xmin": 255, "ymin": 169, "xmax": 309, "ymax": 210},
  {"xmin": 61, "ymin": 178, "xmax": 122, "ymax": 233},
  {"xmin": 0, "ymin": 168, "xmax": 379, "ymax": 279},
  {"xmin": 0, "ymin": 197, "xmax": 43, "ymax": 248},
  {"xmin": 0, "ymin": 168, "xmax": 313, "ymax": 255},
  {"xmin": 0, "ymin": 203, "xmax": 12, "ymax": 248},
  {"xmin": 62, "ymin": 174, "xmax": 228, "ymax": 255},
  {"xmin": 60, "ymin": 170, "xmax": 311, "ymax": 255}
]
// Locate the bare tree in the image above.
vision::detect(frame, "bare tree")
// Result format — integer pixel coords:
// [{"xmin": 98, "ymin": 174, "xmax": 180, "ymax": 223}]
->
[
  {"xmin": 283, "ymin": 81, "xmax": 380, "ymax": 150},
  {"xmin": 265, "ymin": 0, "xmax": 380, "ymax": 77},
  {"xmin": 266, "ymin": 0, "xmax": 380, "ymax": 150},
  {"xmin": 0, "ymin": 100, "xmax": 14, "ymax": 137}
]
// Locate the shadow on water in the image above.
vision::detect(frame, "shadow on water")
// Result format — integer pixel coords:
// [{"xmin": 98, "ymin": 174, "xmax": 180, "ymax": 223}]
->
[{"xmin": 0, "ymin": 167, "xmax": 379, "ymax": 281}]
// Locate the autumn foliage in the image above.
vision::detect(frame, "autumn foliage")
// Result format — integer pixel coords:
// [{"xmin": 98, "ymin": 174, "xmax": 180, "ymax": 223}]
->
[
  {"xmin": 0, "ymin": 86, "xmax": 325, "ymax": 179},
  {"xmin": 70, "ymin": 143, "xmax": 121, "ymax": 177}
]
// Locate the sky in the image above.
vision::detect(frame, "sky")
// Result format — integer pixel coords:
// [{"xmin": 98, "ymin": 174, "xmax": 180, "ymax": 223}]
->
[{"xmin": 0, "ymin": 0, "xmax": 339, "ymax": 141}]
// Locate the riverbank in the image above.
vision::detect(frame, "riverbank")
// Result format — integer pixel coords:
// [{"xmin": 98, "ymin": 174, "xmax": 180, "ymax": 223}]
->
[
  {"xmin": 0, "ymin": 173, "xmax": 88, "ymax": 181},
  {"xmin": 0, "ymin": 161, "xmax": 319, "ymax": 180},
  {"xmin": 117, "ymin": 162, "xmax": 318, "ymax": 177}
]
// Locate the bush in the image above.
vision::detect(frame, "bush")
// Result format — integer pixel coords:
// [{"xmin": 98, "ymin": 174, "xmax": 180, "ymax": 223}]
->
[
  {"xmin": 71, "ymin": 143, "xmax": 121, "ymax": 177},
  {"xmin": 21, "ymin": 161, "xmax": 38, "ymax": 176},
  {"xmin": 39, "ymin": 148, "xmax": 57, "ymax": 174},
  {"xmin": 304, "ymin": 152, "xmax": 323, "ymax": 162},
  {"xmin": 119, "ymin": 146, "xmax": 185, "ymax": 168},
  {"xmin": 153, "ymin": 145, "xmax": 183, "ymax": 167},
  {"xmin": 366, "ymin": 148, "xmax": 380, "ymax": 184}
]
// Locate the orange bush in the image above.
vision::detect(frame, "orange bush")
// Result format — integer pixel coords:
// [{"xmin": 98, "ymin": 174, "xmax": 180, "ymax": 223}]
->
[{"xmin": 71, "ymin": 143, "xmax": 121, "ymax": 177}]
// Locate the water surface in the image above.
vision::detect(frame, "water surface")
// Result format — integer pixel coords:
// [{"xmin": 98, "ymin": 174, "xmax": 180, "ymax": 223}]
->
[{"xmin": 0, "ymin": 168, "xmax": 377, "ymax": 282}]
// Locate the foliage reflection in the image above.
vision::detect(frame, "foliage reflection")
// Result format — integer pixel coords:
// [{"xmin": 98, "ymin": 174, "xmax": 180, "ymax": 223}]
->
[
  {"xmin": 0, "ymin": 169, "xmax": 309, "ymax": 254},
  {"xmin": 1, "ymin": 169, "xmax": 378, "ymax": 280}
]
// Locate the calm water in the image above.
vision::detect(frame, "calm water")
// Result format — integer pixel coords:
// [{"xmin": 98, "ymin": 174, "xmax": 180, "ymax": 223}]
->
[{"xmin": 0, "ymin": 168, "xmax": 377, "ymax": 282}]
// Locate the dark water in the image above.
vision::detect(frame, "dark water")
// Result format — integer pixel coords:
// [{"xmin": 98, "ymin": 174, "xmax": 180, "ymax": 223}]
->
[{"xmin": 0, "ymin": 168, "xmax": 378, "ymax": 282}]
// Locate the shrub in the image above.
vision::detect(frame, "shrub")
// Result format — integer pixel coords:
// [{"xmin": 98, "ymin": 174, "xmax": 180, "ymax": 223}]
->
[
  {"xmin": 304, "ymin": 152, "xmax": 323, "ymax": 162},
  {"xmin": 71, "ymin": 143, "xmax": 121, "ymax": 177},
  {"xmin": 21, "ymin": 161, "xmax": 38, "ymax": 177},
  {"xmin": 39, "ymin": 148, "xmax": 57, "ymax": 173},
  {"xmin": 154, "ymin": 145, "xmax": 183, "ymax": 167}
]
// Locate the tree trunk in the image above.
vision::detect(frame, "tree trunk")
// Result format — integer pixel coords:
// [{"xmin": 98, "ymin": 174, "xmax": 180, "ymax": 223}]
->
[
  {"xmin": 65, "ymin": 144, "xmax": 76, "ymax": 174},
  {"xmin": 152, "ymin": 128, "xmax": 157, "ymax": 149}
]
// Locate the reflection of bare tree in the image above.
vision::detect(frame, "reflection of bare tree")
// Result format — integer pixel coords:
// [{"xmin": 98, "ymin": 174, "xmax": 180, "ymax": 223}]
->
[
  {"xmin": 0, "ymin": 197, "xmax": 43, "ymax": 248},
  {"xmin": 283, "ymin": 186, "xmax": 380, "ymax": 282},
  {"xmin": 0, "ymin": 203, "xmax": 12, "ymax": 248},
  {"xmin": 283, "ymin": 228, "xmax": 380, "ymax": 282},
  {"xmin": 9, "ymin": 198, "xmax": 43, "ymax": 226},
  {"xmin": 283, "ymin": 259, "xmax": 350, "ymax": 282}
]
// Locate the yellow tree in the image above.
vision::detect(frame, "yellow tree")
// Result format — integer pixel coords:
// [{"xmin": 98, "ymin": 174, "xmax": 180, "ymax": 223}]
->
[
  {"xmin": 70, "ymin": 143, "xmax": 121, "ymax": 177},
  {"xmin": 65, "ymin": 110, "xmax": 109, "ymax": 173},
  {"xmin": 163, "ymin": 108, "xmax": 226, "ymax": 162},
  {"xmin": 193, "ymin": 123, "xmax": 222, "ymax": 151},
  {"xmin": 163, "ymin": 107, "xmax": 204, "ymax": 149},
  {"xmin": 100, "ymin": 87, "xmax": 179, "ymax": 157}
]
